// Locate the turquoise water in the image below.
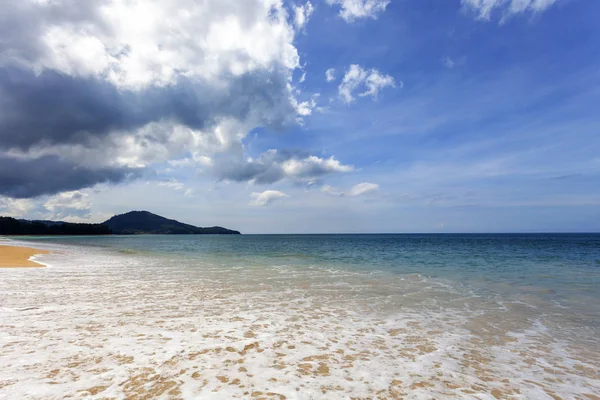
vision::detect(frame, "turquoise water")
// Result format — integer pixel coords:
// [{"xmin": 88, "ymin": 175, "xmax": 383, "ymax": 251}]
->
[
  {"xmin": 22, "ymin": 233, "xmax": 600, "ymax": 314},
  {"xmin": 2, "ymin": 234, "xmax": 600, "ymax": 399}
]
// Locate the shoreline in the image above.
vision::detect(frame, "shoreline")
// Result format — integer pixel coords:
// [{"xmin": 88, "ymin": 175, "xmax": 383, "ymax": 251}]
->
[
  {"xmin": 0, "ymin": 244, "xmax": 50, "ymax": 268},
  {"xmin": 0, "ymin": 235, "xmax": 598, "ymax": 398}
]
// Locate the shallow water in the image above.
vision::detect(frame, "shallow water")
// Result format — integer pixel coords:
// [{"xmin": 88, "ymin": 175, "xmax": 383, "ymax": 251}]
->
[{"xmin": 1, "ymin": 234, "xmax": 599, "ymax": 399}]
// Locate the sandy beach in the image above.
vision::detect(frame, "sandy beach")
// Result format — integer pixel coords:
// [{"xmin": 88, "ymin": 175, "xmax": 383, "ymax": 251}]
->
[
  {"xmin": 0, "ymin": 245, "xmax": 49, "ymax": 268},
  {"xmin": 1, "ymin": 236, "xmax": 599, "ymax": 399}
]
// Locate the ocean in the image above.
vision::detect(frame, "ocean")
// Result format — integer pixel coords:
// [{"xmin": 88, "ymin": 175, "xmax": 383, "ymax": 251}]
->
[{"xmin": 1, "ymin": 234, "xmax": 599, "ymax": 399}]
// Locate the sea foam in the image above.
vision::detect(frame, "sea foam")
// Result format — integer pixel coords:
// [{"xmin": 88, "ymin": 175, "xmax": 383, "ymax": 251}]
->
[{"xmin": 1, "ymin": 240, "xmax": 599, "ymax": 399}]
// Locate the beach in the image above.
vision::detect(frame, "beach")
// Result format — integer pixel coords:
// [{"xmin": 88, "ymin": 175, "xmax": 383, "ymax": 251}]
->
[
  {"xmin": 0, "ymin": 244, "xmax": 49, "ymax": 268},
  {"xmin": 1, "ymin": 234, "xmax": 599, "ymax": 399}
]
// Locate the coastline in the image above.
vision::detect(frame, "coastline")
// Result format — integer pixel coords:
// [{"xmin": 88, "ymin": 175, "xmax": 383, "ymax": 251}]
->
[
  {"xmin": 0, "ymin": 244, "xmax": 50, "ymax": 268},
  {"xmin": 0, "ymin": 235, "xmax": 598, "ymax": 399}
]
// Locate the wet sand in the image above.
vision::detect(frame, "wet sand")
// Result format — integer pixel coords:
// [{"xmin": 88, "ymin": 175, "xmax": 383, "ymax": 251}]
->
[{"xmin": 0, "ymin": 245, "xmax": 50, "ymax": 268}]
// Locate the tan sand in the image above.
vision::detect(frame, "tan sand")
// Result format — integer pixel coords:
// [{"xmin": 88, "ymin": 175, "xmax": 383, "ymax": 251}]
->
[{"xmin": 0, "ymin": 245, "xmax": 50, "ymax": 268}]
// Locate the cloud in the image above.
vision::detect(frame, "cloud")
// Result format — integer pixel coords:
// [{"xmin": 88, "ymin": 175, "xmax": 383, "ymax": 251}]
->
[
  {"xmin": 1, "ymin": 0, "xmax": 300, "ymax": 89},
  {"xmin": 250, "ymin": 190, "xmax": 288, "ymax": 206},
  {"xmin": 213, "ymin": 149, "xmax": 354, "ymax": 184},
  {"xmin": 339, "ymin": 64, "xmax": 396, "ymax": 103},
  {"xmin": 349, "ymin": 182, "xmax": 379, "ymax": 196},
  {"xmin": 322, "ymin": 182, "xmax": 379, "ymax": 196},
  {"xmin": 325, "ymin": 68, "xmax": 336, "ymax": 82},
  {"xmin": 443, "ymin": 57, "xmax": 456, "ymax": 68},
  {"xmin": 168, "ymin": 158, "xmax": 196, "ymax": 169},
  {"xmin": 0, "ymin": 197, "xmax": 35, "ymax": 218},
  {"xmin": 442, "ymin": 56, "xmax": 467, "ymax": 69},
  {"xmin": 1, "ymin": 189, "xmax": 105, "ymax": 222},
  {"xmin": 321, "ymin": 184, "xmax": 344, "ymax": 196},
  {"xmin": 294, "ymin": 93, "xmax": 320, "ymax": 117},
  {"xmin": 299, "ymin": 71, "xmax": 307, "ymax": 83},
  {"xmin": 462, "ymin": 0, "xmax": 560, "ymax": 20},
  {"xmin": 294, "ymin": 2, "xmax": 314, "ymax": 28},
  {"xmin": 0, "ymin": 0, "xmax": 315, "ymax": 198},
  {"xmin": 43, "ymin": 190, "xmax": 92, "ymax": 221},
  {"xmin": 326, "ymin": 0, "xmax": 390, "ymax": 22},
  {"xmin": 157, "ymin": 179, "xmax": 185, "ymax": 191},
  {"xmin": 0, "ymin": 68, "xmax": 298, "ymax": 153},
  {"xmin": 0, "ymin": 155, "xmax": 144, "ymax": 198}
]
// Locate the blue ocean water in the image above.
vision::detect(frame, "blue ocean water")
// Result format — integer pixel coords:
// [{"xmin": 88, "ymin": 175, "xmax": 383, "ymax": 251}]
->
[
  {"xmin": 24, "ymin": 233, "xmax": 600, "ymax": 299},
  {"xmin": 3, "ymin": 233, "xmax": 599, "ymax": 398},
  {"xmin": 16, "ymin": 233, "xmax": 600, "ymax": 328}
]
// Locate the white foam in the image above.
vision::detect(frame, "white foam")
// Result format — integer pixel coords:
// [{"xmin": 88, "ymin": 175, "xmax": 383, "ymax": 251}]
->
[{"xmin": 0, "ymin": 240, "xmax": 598, "ymax": 399}]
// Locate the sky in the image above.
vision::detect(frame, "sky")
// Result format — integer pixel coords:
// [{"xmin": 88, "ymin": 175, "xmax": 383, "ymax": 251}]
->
[{"xmin": 0, "ymin": 0, "xmax": 599, "ymax": 233}]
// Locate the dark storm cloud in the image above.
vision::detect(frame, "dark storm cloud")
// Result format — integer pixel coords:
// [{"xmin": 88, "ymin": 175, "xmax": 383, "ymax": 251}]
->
[
  {"xmin": 0, "ymin": 67, "xmax": 295, "ymax": 151},
  {"xmin": 0, "ymin": 65, "xmax": 296, "ymax": 197},
  {"xmin": 0, "ymin": 68, "xmax": 141, "ymax": 149},
  {"xmin": 0, "ymin": 155, "xmax": 144, "ymax": 198}
]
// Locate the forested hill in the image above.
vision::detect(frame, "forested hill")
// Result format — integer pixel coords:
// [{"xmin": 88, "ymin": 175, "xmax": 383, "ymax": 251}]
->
[
  {"xmin": 0, "ymin": 211, "xmax": 240, "ymax": 235},
  {"xmin": 103, "ymin": 211, "xmax": 240, "ymax": 235}
]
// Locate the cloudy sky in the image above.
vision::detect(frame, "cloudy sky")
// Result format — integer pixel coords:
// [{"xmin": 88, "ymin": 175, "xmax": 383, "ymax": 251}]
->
[{"xmin": 1, "ymin": 0, "xmax": 599, "ymax": 233}]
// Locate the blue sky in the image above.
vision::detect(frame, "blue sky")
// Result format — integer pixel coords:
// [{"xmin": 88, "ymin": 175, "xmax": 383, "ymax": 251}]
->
[{"xmin": 0, "ymin": 0, "xmax": 598, "ymax": 233}]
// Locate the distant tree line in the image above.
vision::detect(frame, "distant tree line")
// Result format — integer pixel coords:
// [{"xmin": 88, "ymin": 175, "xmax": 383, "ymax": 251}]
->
[
  {"xmin": 0, "ymin": 217, "xmax": 111, "ymax": 235},
  {"xmin": 1, "ymin": 210, "xmax": 240, "ymax": 235}
]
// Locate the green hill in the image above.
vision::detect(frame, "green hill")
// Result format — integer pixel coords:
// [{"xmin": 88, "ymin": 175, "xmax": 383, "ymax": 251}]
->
[
  {"xmin": 102, "ymin": 211, "xmax": 240, "ymax": 235},
  {"xmin": 0, "ymin": 211, "xmax": 240, "ymax": 235}
]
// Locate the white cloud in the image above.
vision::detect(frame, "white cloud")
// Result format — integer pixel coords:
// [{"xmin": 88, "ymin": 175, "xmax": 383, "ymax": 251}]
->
[
  {"xmin": 362, "ymin": 70, "xmax": 397, "ymax": 98},
  {"xmin": 0, "ymin": 197, "xmax": 36, "ymax": 217},
  {"xmin": 321, "ymin": 184, "xmax": 344, "ymax": 196},
  {"xmin": 281, "ymin": 155, "xmax": 354, "ymax": 178},
  {"xmin": 349, "ymin": 182, "xmax": 379, "ymax": 196},
  {"xmin": 442, "ymin": 56, "xmax": 467, "ymax": 69},
  {"xmin": 443, "ymin": 57, "xmax": 456, "ymax": 68},
  {"xmin": 157, "ymin": 179, "xmax": 185, "ymax": 191},
  {"xmin": 43, "ymin": 190, "xmax": 92, "ymax": 221},
  {"xmin": 326, "ymin": 0, "xmax": 390, "ymax": 22},
  {"xmin": 294, "ymin": 2, "xmax": 314, "ymax": 29},
  {"xmin": 325, "ymin": 68, "xmax": 336, "ymax": 82},
  {"xmin": 462, "ymin": 0, "xmax": 560, "ymax": 20},
  {"xmin": 322, "ymin": 182, "xmax": 379, "ymax": 197},
  {"xmin": 1, "ymin": 191, "xmax": 97, "ymax": 221},
  {"xmin": 299, "ymin": 71, "xmax": 307, "ymax": 83},
  {"xmin": 250, "ymin": 190, "xmax": 288, "ymax": 206},
  {"xmin": 14, "ymin": 0, "xmax": 300, "ymax": 89},
  {"xmin": 196, "ymin": 156, "xmax": 215, "ymax": 167},
  {"xmin": 294, "ymin": 93, "xmax": 320, "ymax": 117},
  {"xmin": 339, "ymin": 64, "xmax": 396, "ymax": 103},
  {"xmin": 168, "ymin": 158, "xmax": 195, "ymax": 168},
  {"xmin": 1, "ymin": 191, "xmax": 97, "ymax": 222}
]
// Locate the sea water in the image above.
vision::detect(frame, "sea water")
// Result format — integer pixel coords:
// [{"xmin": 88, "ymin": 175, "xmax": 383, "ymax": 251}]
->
[{"xmin": 0, "ymin": 234, "xmax": 599, "ymax": 399}]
